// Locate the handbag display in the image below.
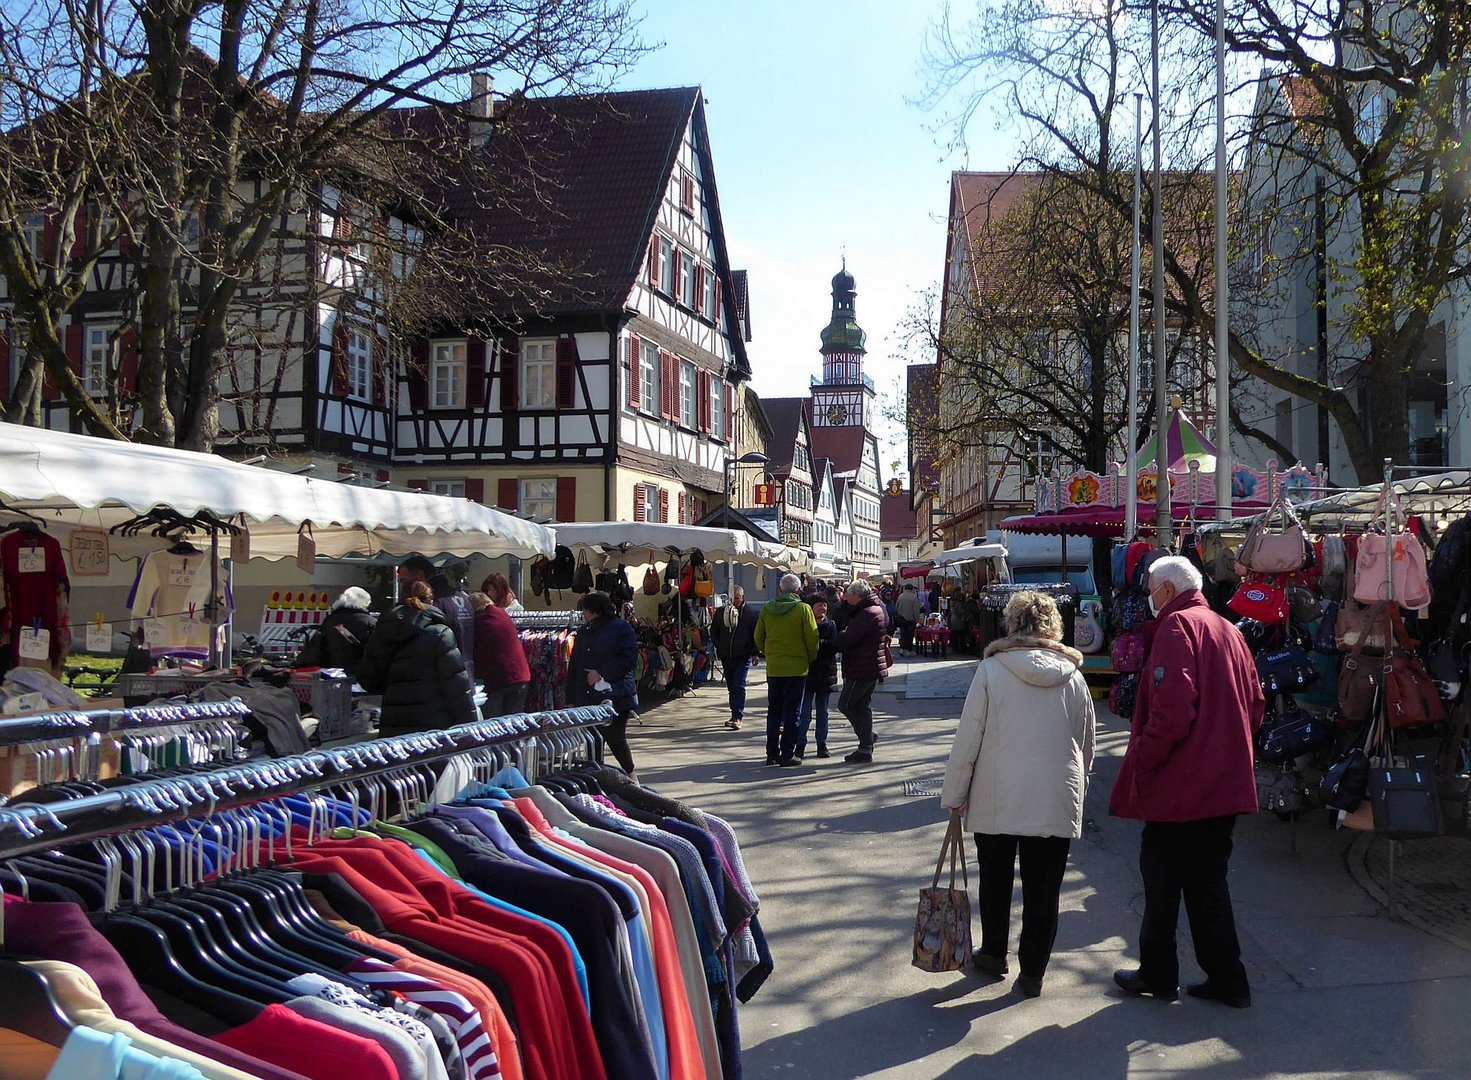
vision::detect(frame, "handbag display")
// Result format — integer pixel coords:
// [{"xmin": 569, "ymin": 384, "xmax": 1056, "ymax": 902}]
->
[
  {"xmin": 1256, "ymin": 644, "xmax": 1321, "ymax": 696},
  {"xmin": 1238, "ymin": 495, "xmax": 1309, "ymax": 574},
  {"xmin": 1257, "ymin": 698, "xmax": 1335, "ymax": 764},
  {"xmin": 1228, "ymin": 578, "xmax": 1288, "ymax": 625},
  {"xmin": 912, "ymin": 815, "xmax": 973, "ymax": 973},
  {"xmin": 1256, "ymin": 763, "xmax": 1310, "ymax": 813},
  {"xmin": 1109, "ymin": 629, "xmax": 1146, "ymax": 674}
]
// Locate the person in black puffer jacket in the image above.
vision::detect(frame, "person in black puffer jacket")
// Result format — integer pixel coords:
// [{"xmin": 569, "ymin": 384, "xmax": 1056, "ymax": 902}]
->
[
  {"xmin": 294, "ymin": 586, "xmax": 378, "ymax": 674},
  {"xmin": 794, "ymin": 595, "xmax": 839, "ymax": 759},
  {"xmin": 836, "ymin": 581, "xmax": 890, "ymax": 762},
  {"xmin": 569, "ymin": 591, "xmax": 641, "ymax": 781},
  {"xmin": 357, "ymin": 580, "xmax": 476, "ymax": 736}
]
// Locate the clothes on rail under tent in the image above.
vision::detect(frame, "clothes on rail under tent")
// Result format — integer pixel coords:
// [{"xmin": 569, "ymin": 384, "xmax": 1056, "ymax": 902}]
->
[{"xmin": 0, "ymin": 763, "xmax": 767, "ymax": 1080}]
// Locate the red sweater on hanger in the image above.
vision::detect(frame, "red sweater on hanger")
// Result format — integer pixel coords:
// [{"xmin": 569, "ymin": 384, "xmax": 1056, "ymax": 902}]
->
[{"xmin": 0, "ymin": 529, "xmax": 70, "ymax": 669}]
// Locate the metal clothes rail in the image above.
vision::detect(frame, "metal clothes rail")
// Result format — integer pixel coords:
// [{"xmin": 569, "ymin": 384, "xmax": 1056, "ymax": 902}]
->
[
  {"xmin": 0, "ymin": 703, "xmax": 615, "ymax": 860},
  {"xmin": 0, "ymin": 699, "xmax": 253, "ymax": 747}
]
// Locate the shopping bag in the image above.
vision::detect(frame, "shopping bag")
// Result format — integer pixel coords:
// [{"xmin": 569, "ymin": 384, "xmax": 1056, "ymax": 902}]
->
[{"xmin": 912, "ymin": 815, "xmax": 973, "ymax": 973}]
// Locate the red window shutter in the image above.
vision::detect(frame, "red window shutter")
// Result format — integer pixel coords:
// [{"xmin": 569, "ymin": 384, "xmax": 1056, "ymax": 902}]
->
[
  {"xmin": 373, "ymin": 333, "xmax": 389, "ymax": 405},
  {"xmin": 376, "ymin": 469, "xmax": 390, "ymax": 483},
  {"xmin": 713, "ymin": 277, "xmax": 722, "ymax": 324},
  {"xmin": 670, "ymin": 250, "xmax": 681, "ymax": 298},
  {"xmin": 658, "ymin": 488, "xmax": 669, "ymax": 523},
  {"xmin": 500, "ymin": 336, "xmax": 519, "ymax": 411},
  {"xmin": 71, "ymin": 204, "xmax": 88, "ymax": 260},
  {"xmin": 661, "ymin": 351, "xmax": 677, "ymax": 421},
  {"xmin": 336, "ymin": 197, "xmax": 353, "ymax": 242},
  {"xmin": 48, "ymin": 323, "xmax": 83, "ymax": 400},
  {"xmin": 678, "ymin": 492, "xmax": 687, "ymax": 524},
  {"xmin": 407, "ymin": 478, "xmax": 429, "ymax": 490},
  {"xmin": 467, "ymin": 337, "xmax": 486, "ymax": 409},
  {"xmin": 330, "ymin": 318, "xmax": 350, "ymax": 394},
  {"xmin": 41, "ymin": 210, "xmax": 56, "ymax": 264},
  {"xmin": 633, "ymin": 484, "xmax": 646, "ymax": 522},
  {"xmin": 555, "ymin": 476, "xmax": 576, "ymax": 522},
  {"xmin": 117, "ymin": 325, "xmax": 138, "ymax": 395},
  {"xmin": 647, "ymin": 237, "xmax": 658, "ymax": 285},
  {"xmin": 407, "ymin": 339, "xmax": 428, "ymax": 410},
  {"xmin": 697, "ymin": 369, "xmax": 712, "ymax": 432},
  {"xmin": 497, "ymin": 478, "xmax": 519, "ymax": 510},
  {"xmin": 626, "ymin": 337, "xmax": 641, "ymax": 409},
  {"xmin": 465, "ymin": 478, "xmax": 485, "ymax": 503},
  {"xmin": 693, "ymin": 265, "xmax": 705, "ymax": 312},
  {"xmin": 724, "ymin": 384, "xmax": 734, "ymax": 441},
  {"xmin": 555, "ymin": 336, "xmax": 577, "ymax": 410}
]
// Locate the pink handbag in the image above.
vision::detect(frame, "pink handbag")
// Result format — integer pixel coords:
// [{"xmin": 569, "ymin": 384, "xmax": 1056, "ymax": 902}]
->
[
  {"xmin": 1354, "ymin": 532, "xmax": 1430, "ymax": 610},
  {"xmin": 1109, "ymin": 630, "xmax": 1146, "ymax": 674}
]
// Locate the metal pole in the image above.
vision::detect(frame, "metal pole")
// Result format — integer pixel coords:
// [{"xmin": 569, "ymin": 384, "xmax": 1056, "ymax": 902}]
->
[
  {"xmin": 1127, "ymin": 92, "xmax": 1143, "ymax": 541},
  {"xmin": 1214, "ymin": 0, "xmax": 1232, "ymax": 521},
  {"xmin": 1151, "ymin": 0, "xmax": 1172, "ymax": 548}
]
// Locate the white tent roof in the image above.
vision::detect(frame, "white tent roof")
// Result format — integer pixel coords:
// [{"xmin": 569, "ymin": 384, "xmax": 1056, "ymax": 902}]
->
[
  {"xmin": 553, "ymin": 521, "xmax": 806, "ymax": 569},
  {"xmin": 931, "ymin": 541, "xmax": 1009, "ymax": 566},
  {"xmin": 1292, "ymin": 471, "xmax": 1471, "ymax": 531},
  {"xmin": 0, "ymin": 421, "xmax": 555, "ymax": 559}
]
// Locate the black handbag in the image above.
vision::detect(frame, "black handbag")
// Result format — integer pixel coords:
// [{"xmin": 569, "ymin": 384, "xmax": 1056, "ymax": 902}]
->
[
  {"xmin": 1257, "ymin": 698, "xmax": 1335, "ymax": 764},
  {"xmin": 1320, "ymin": 747, "xmax": 1371, "ymax": 811},
  {"xmin": 1256, "ymin": 644, "xmax": 1321, "ymax": 696},
  {"xmin": 1369, "ymin": 764, "xmax": 1443, "ymax": 838},
  {"xmin": 1313, "ymin": 600, "xmax": 1342, "ymax": 654},
  {"xmin": 1256, "ymin": 763, "xmax": 1310, "ymax": 813}
]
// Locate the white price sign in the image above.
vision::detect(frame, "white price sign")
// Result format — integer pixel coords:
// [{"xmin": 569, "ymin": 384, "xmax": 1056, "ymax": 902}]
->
[
  {"xmin": 143, "ymin": 617, "xmax": 166, "ymax": 646},
  {"xmin": 17, "ymin": 547, "xmax": 46, "ymax": 574},
  {"xmin": 85, "ymin": 622, "xmax": 113, "ymax": 653},
  {"xmin": 17, "ymin": 627, "xmax": 50, "ymax": 660}
]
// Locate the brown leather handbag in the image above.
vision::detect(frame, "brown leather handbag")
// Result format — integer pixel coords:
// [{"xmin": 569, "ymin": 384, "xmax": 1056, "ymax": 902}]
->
[{"xmin": 1383, "ymin": 608, "xmax": 1446, "ymax": 730}]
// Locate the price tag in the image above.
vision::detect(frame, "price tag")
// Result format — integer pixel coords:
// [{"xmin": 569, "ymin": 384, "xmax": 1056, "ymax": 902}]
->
[
  {"xmin": 297, "ymin": 524, "xmax": 316, "ymax": 575},
  {"xmin": 68, "ymin": 529, "xmax": 110, "ymax": 577},
  {"xmin": 17, "ymin": 547, "xmax": 46, "ymax": 574},
  {"xmin": 85, "ymin": 622, "xmax": 113, "ymax": 653},
  {"xmin": 6, "ymin": 692, "xmax": 47, "ymax": 714},
  {"xmin": 143, "ymin": 617, "xmax": 165, "ymax": 646},
  {"xmin": 166, "ymin": 564, "xmax": 197, "ymax": 587},
  {"xmin": 230, "ymin": 530, "xmax": 250, "ymax": 562},
  {"xmin": 17, "ymin": 626, "xmax": 50, "ymax": 660}
]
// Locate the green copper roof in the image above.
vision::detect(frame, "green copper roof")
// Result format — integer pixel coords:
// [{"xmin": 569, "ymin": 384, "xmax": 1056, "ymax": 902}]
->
[{"xmin": 820, "ymin": 316, "xmax": 867, "ymax": 351}]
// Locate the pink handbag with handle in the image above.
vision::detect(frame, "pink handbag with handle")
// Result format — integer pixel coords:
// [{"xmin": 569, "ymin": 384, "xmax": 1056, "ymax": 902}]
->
[{"xmin": 1354, "ymin": 532, "xmax": 1431, "ymax": 610}]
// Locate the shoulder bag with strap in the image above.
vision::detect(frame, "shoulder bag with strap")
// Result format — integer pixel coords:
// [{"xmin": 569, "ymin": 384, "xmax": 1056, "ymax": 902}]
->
[{"xmin": 1238, "ymin": 493, "xmax": 1309, "ymax": 574}]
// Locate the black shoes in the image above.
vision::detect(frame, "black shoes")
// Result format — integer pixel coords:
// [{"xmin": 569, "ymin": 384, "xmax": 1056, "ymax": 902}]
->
[
  {"xmin": 815, "ymin": 745, "xmax": 831, "ymax": 758},
  {"xmin": 1113, "ymin": 969, "xmax": 1178, "ymax": 1001},
  {"xmin": 1187, "ymin": 981, "xmax": 1252, "ymax": 1009},
  {"xmin": 764, "ymin": 757, "xmax": 778, "ymax": 766},
  {"xmin": 1014, "ymin": 975, "xmax": 1043, "ymax": 998},
  {"xmin": 844, "ymin": 750, "xmax": 873, "ymax": 764},
  {"xmin": 970, "ymin": 951, "xmax": 1008, "ymax": 979},
  {"xmin": 775, "ymin": 756, "xmax": 798, "ymax": 767}
]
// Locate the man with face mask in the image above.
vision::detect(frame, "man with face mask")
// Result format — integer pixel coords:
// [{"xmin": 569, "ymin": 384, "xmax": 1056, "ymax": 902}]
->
[{"xmin": 1109, "ymin": 556, "xmax": 1265, "ymax": 1009}]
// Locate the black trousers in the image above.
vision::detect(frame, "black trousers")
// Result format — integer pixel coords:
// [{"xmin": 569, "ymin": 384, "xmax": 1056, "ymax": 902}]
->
[
  {"xmin": 973, "ymin": 832, "xmax": 1071, "ymax": 979},
  {"xmin": 1137, "ymin": 815, "xmax": 1248, "ymax": 992},
  {"xmin": 602, "ymin": 708, "xmax": 636, "ymax": 775}
]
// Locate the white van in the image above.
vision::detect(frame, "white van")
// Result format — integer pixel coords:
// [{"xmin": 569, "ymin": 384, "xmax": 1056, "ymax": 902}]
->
[{"xmin": 998, "ymin": 531, "xmax": 1097, "ymax": 595}]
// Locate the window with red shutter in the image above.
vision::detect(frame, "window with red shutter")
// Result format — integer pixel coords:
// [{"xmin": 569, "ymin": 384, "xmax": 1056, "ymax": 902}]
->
[
  {"xmin": 625, "ymin": 337, "xmax": 641, "ymax": 409},
  {"xmin": 678, "ymin": 492, "xmax": 686, "ymax": 524},
  {"xmin": 465, "ymin": 478, "xmax": 485, "ymax": 503},
  {"xmin": 693, "ymin": 265, "xmax": 704, "ymax": 313},
  {"xmin": 633, "ymin": 484, "xmax": 646, "ymax": 522},
  {"xmin": 662, "ymin": 351, "xmax": 678, "ymax": 421},
  {"xmin": 555, "ymin": 477, "xmax": 576, "ymax": 522},
  {"xmin": 713, "ymin": 277, "xmax": 723, "ymax": 326},
  {"xmin": 499, "ymin": 336, "xmax": 519, "ymax": 411},
  {"xmin": 658, "ymin": 488, "xmax": 669, "ymax": 523},
  {"xmin": 497, "ymin": 478, "xmax": 519, "ymax": 510},
  {"xmin": 648, "ymin": 237, "xmax": 658, "ymax": 286},
  {"xmin": 330, "ymin": 317, "xmax": 350, "ymax": 395},
  {"xmin": 697, "ymin": 370, "xmax": 712, "ymax": 433},
  {"xmin": 407, "ymin": 478, "xmax": 429, "ymax": 490},
  {"xmin": 555, "ymin": 337, "xmax": 577, "ymax": 409},
  {"xmin": 724, "ymin": 384, "xmax": 734, "ymax": 441},
  {"xmin": 407, "ymin": 339, "xmax": 429, "ymax": 410},
  {"xmin": 670, "ymin": 250, "xmax": 681, "ymax": 299},
  {"xmin": 466, "ymin": 338, "xmax": 486, "ymax": 409}
]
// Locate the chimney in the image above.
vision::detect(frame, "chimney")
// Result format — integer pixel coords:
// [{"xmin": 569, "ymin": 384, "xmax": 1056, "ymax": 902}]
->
[{"xmin": 469, "ymin": 73, "xmax": 494, "ymax": 147}]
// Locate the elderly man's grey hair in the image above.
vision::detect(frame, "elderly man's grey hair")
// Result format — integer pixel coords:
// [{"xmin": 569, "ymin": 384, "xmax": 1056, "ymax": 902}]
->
[
  {"xmin": 1148, "ymin": 555, "xmax": 1203, "ymax": 594},
  {"xmin": 844, "ymin": 580, "xmax": 872, "ymax": 601},
  {"xmin": 778, "ymin": 573, "xmax": 802, "ymax": 594},
  {"xmin": 731, "ymin": 585, "xmax": 745, "ymax": 598}
]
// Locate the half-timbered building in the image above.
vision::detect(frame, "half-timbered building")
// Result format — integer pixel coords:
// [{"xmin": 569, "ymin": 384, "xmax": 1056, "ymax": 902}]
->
[{"xmin": 759, "ymin": 398, "xmax": 815, "ymax": 551}]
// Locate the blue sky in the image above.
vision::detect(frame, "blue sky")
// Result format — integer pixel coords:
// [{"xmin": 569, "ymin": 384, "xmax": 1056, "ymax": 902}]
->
[{"xmin": 619, "ymin": 0, "xmax": 1018, "ymax": 481}]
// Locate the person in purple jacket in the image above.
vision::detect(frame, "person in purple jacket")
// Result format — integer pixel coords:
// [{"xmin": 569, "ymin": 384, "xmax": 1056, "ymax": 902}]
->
[{"xmin": 1110, "ymin": 556, "xmax": 1265, "ymax": 1009}]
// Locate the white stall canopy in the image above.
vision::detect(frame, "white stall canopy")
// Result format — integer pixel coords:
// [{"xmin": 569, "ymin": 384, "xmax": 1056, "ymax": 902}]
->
[
  {"xmin": 553, "ymin": 521, "xmax": 806, "ymax": 570},
  {"xmin": 0, "ymin": 421, "xmax": 555, "ymax": 559},
  {"xmin": 931, "ymin": 541, "xmax": 1009, "ymax": 567}
]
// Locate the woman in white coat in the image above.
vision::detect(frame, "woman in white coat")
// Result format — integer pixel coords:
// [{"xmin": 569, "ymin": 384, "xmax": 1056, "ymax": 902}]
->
[{"xmin": 940, "ymin": 590, "xmax": 1096, "ymax": 998}]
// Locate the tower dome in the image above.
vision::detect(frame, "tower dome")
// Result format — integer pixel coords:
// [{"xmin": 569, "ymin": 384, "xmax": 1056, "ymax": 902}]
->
[{"xmin": 820, "ymin": 262, "xmax": 866, "ymax": 353}]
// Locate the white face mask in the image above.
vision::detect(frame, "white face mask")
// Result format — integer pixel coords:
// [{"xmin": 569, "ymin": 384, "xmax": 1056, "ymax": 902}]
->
[{"xmin": 1147, "ymin": 591, "xmax": 1160, "ymax": 618}]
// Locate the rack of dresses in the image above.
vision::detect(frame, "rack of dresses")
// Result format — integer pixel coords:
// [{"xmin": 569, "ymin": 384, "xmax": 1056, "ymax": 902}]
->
[
  {"xmin": 0, "ymin": 700, "xmax": 766, "ymax": 1080},
  {"xmin": 512, "ymin": 613, "xmax": 578, "ymax": 712}
]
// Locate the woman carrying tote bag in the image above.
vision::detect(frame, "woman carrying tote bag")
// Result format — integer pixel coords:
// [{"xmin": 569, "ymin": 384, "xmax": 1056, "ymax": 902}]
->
[{"xmin": 939, "ymin": 590, "xmax": 1096, "ymax": 998}]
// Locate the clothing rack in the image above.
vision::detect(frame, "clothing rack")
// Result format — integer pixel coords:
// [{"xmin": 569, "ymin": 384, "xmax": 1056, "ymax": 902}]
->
[
  {"xmin": 0, "ymin": 703, "xmax": 616, "ymax": 860},
  {"xmin": 0, "ymin": 698, "xmax": 252, "ymax": 747},
  {"xmin": 512, "ymin": 610, "xmax": 580, "ymax": 629}
]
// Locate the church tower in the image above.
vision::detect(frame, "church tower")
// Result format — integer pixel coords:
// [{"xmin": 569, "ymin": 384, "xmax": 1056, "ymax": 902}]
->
[{"xmin": 811, "ymin": 263, "xmax": 873, "ymax": 428}]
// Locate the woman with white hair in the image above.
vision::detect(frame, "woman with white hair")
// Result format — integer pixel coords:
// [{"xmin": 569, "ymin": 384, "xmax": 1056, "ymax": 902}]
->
[
  {"xmin": 940, "ymin": 589, "xmax": 1096, "ymax": 998},
  {"xmin": 294, "ymin": 586, "xmax": 377, "ymax": 674}
]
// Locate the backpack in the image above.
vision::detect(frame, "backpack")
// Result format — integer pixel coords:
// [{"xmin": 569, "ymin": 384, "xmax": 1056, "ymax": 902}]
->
[
  {"xmin": 1131, "ymin": 546, "xmax": 1169, "ymax": 591},
  {"xmin": 572, "ymin": 552, "xmax": 594, "ymax": 594},
  {"xmin": 1110, "ymin": 630, "xmax": 1146, "ymax": 674},
  {"xmin": 1108, "ymin": 673, "xmax": 1140, "ymax": 719},
  {"xmin": 1113, "ymin": 589, "xmax": 1151, "ymax": 632},
  {"xmin": 550, "ymin": 545, "xmax": 576, "ymax": 591},
  {"xmin": 528, "ymin": 555, "xmax": 551, "ymax": 601}
]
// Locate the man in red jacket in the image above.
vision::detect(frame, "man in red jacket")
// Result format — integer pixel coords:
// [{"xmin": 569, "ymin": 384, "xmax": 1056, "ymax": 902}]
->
[{"xmin": 1109, "ymin": 555, "xmax": 1265, "ymax": 1009}]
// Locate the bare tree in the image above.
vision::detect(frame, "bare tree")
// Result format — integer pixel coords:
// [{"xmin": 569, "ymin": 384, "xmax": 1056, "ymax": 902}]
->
[{"xmin": 0, "ymin": 0, "xmax": 649, "ymax": 449}]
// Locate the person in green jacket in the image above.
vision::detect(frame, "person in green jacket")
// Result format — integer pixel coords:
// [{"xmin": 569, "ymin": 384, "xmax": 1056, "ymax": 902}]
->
[{"xmin": 755, "ymin": 573, "xmax": 819, "ymax": 766}]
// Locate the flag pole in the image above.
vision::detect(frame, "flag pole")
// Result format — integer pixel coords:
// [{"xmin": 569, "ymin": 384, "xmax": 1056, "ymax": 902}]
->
[{"xmin": 1214, "ymin": 0, "xmax": 1233, "ymax": 521}]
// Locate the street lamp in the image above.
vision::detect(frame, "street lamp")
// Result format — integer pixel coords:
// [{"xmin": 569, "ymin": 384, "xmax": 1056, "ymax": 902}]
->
[{"xmin": 724, "ymin": 451, "xmax": 770, "ymax": 593}]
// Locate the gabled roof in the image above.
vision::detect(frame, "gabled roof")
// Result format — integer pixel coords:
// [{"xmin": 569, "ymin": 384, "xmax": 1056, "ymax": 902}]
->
[
  {"xmin": 761, "ymin": 397, "xmax": 810, "ymax": 473},
  {"xmin": 880, "ymin": 490, "xmax": 919, "ymax": 542},
  {"xmin": 806, "ymin": 421, "xmax": 870, "ymax": 477},
  {"xmin": 390, "ymin": 87, "xmax": 751, "ymax": 376}
]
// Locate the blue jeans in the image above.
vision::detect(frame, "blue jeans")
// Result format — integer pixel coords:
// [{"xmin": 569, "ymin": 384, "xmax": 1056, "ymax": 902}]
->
[
  {"xmin": 795, "ymin": 687, "xmax": 831, "ymax": 756},
  {"xmin": 725, "ymin": 656, "xmax": 751, "ymax": 719},
  {"xmin": 766, "ymin": 676, "xmax": 806, "ymax": 761}
]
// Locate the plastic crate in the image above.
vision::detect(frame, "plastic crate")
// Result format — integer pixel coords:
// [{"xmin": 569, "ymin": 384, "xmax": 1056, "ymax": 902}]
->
[
  {"xmin": 289, "ymin": 675, "xmax": 361, "ymax": 741},
  {"xmin": 115, "ymin": 671, "xmax": 238, "ymax": 705}
]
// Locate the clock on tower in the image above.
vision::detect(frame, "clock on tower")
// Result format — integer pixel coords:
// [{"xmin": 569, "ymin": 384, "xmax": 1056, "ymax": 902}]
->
[{"xmin": 826, "ymin": 403, "xmax": 848, "ymax": 426}]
